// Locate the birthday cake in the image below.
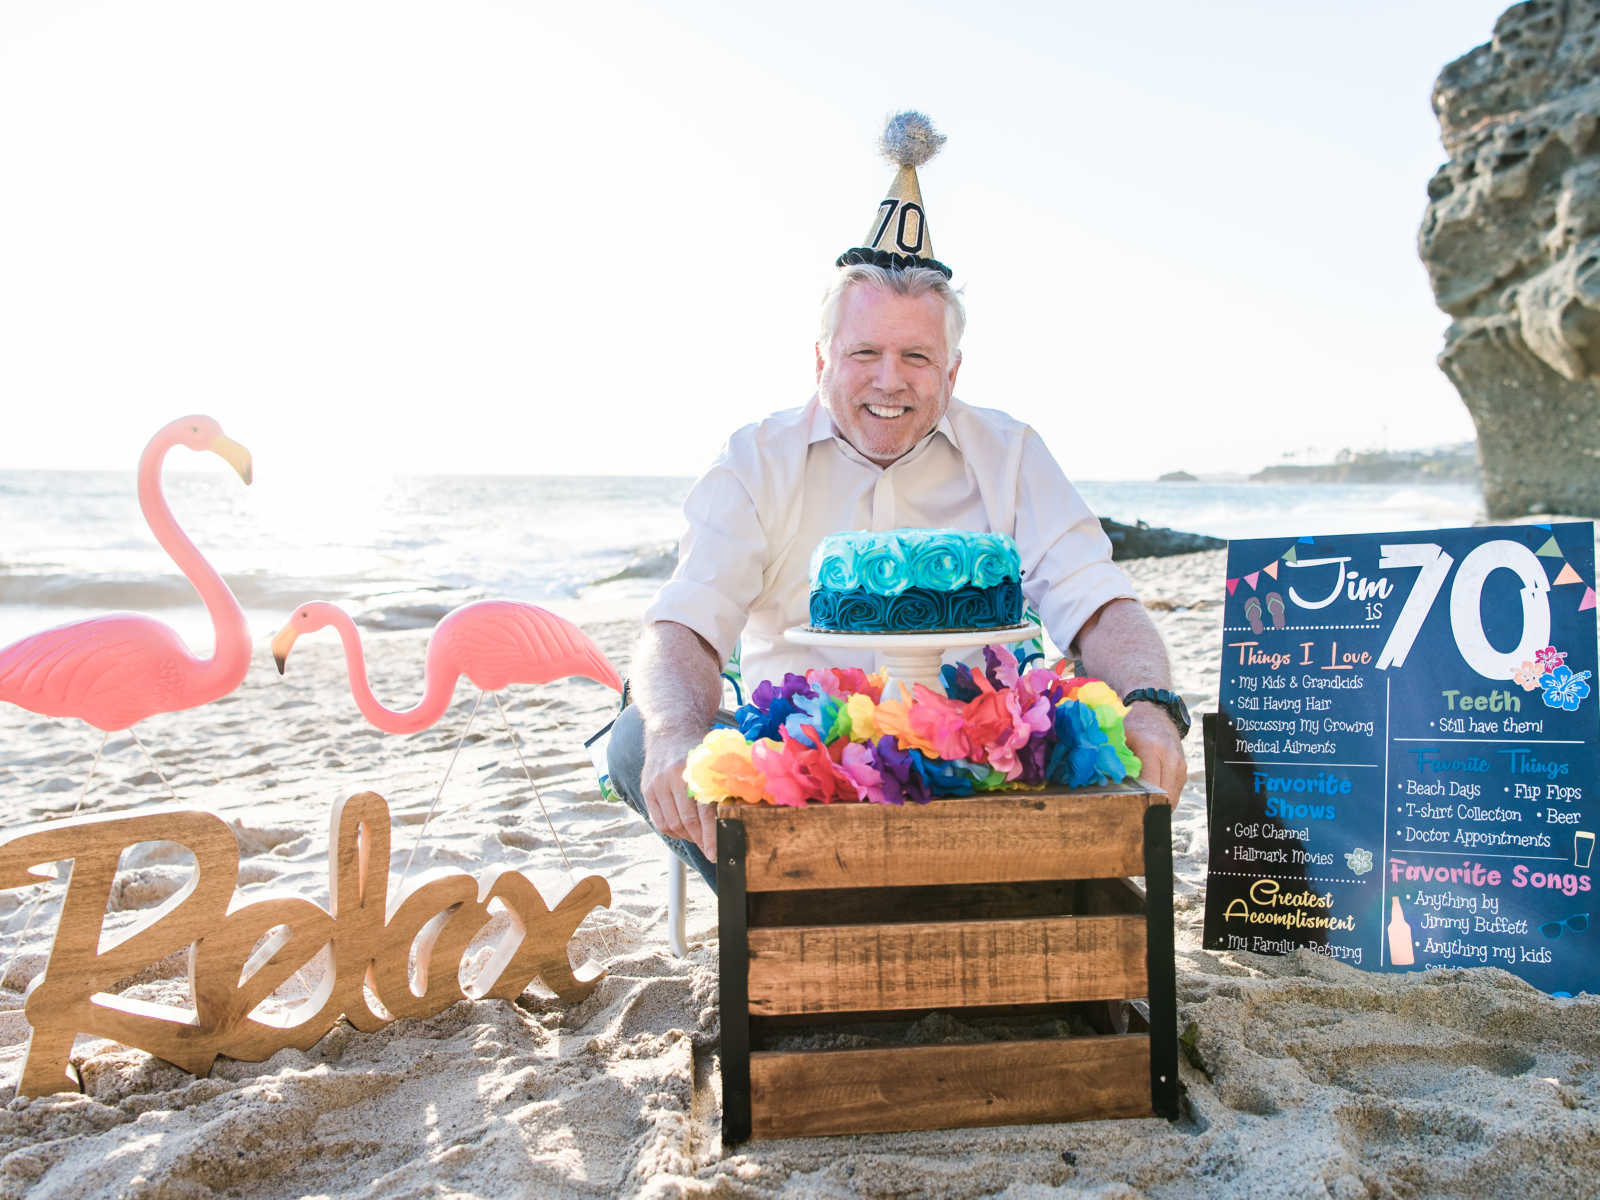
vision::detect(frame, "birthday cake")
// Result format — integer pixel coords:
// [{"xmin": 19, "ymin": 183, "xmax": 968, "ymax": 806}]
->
[{"xmin": 808, "ymin": 528, "xmax": 1023, "ymax": 633}]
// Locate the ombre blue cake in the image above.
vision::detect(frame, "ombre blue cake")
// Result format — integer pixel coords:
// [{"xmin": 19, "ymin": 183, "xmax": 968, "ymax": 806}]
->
[{"xmin": 808, "ymin": 529, "xmax": 1023, "ymax": 632}]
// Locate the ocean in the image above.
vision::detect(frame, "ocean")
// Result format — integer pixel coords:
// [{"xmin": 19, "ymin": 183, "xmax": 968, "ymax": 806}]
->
[{"xmin": 0, "ymin": 469, "xmax": 1485, "ymax": 651}]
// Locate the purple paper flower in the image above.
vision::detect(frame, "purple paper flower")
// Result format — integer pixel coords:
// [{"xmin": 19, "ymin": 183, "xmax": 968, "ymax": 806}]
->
[
  {"xmin": 869, "ymin": 736, "xmax": 934, "ymax": 805},
  {"xmin": 1015, "ymin": 730, "xmax": 1051, "ymax": 786},
  {"xmin": 751, "ymin": 673, "xmax": 816, "ymax": 712},
  {"xmin": 983, "ymin": 644, "xmax": 1021, "ymax": 689}
]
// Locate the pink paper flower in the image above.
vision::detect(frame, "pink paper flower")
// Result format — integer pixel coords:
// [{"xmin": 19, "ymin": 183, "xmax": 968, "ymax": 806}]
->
[
  {"xmin": 750, "ymin": 733, "xmax": 818, "ymax": 807},
  {"xmin": 907, "ymin": 683, "xmax": 972, "ymax": 761},
  {"xmin": 839, "ymin": 741, "xmax": 885, "ymax": 803}
]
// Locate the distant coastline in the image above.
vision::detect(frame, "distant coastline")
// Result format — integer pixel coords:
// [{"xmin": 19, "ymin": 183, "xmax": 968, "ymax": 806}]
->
[{"xmin": 1160, "ymin": 442, "xmax": 1480, "ymax": 486}]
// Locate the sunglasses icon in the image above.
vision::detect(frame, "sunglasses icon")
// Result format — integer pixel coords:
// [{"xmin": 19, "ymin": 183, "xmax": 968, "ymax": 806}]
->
[{"xmin": 1539, "ymin": 913, "xmax": 1590, "ymax": 939}]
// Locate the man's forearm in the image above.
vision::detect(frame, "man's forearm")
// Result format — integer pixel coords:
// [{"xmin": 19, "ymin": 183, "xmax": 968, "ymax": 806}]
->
[
  {"xmin": 1073, "ymin": 598, "xmax": 1173, "ymax": 695},
  {"xmin": 1074, "ymin": 597, "xmax": 1188, "ymax": 803},
  {"xmin": 630, "ymin": 620, "xmax": 725, "ymax": 855},
  {"xmin": 631, "ymin": 620, "xmax": 724, "ymax": 743}
]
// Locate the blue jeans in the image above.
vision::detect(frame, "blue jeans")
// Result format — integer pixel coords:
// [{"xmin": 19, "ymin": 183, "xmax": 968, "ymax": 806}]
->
[{"xmin": 606, "ymin": 703, "xmax": 719, "ymax": 892}]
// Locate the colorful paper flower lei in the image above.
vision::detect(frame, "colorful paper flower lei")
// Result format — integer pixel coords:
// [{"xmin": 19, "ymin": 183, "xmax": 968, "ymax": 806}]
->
[{"xmin": 684, "ymin": 646, "xmax": 1144, "ymax": 806}]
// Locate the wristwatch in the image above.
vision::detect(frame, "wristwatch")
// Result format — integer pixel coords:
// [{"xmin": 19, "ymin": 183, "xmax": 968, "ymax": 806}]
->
[{"xmin": 1122, "ymin": 688, "xmax": 1191, "ymax": 740}]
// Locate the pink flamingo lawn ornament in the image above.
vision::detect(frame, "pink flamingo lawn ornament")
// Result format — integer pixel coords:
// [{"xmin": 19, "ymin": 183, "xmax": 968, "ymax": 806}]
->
[
  {"xmin": 0, "ymin": 415, "xmax": 253, "ymax": 982},
  {"xmin": 270, "ymin": 600, "xmax": 621, "ymax": 731},
  {"xmin": 270, "ymin": 600, "xmax": 622, "ymax": 885},
  {"xmin": 0, "ymin": 414, "xmax": 254, "ymax": 778}
]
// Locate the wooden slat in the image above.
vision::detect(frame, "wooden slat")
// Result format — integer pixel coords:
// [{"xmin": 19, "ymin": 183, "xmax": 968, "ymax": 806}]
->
[
  {"xmin": 749, "ymin": 879, "xmax": 1079, "ymax": 929},
  {"xmin": 752, "ymin": 999, "xmax": 1124, "ymax": 1036},
  {"xmin": 747, "ymin": 914, "xmax": 1146, "ymax": 1016},
  {"xmin": 749, "ymin": 1035, "xmax": 1153, "ymax": 1137},
  {"xmin": 727, "ymin": 786, "xmax": 1160, "ymax": 892}
]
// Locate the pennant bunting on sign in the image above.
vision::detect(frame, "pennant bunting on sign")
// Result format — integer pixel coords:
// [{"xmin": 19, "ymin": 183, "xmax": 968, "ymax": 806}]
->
[
  {"xmin": 1535, "ymin": 536, "xmax": 1562, "ymax": 557},
  {"xmin": 1282, "ymin": 546, "xmax": 1299, "ymax": 564},
  {"xmin": 1226, "ymin": 578, "xmax": 1238, "ymax": 596},
  {"xmin": 1534, "ymin": 522, "xmax": 1552, "ymax": 530},
  {"xmin": 1264, "ymin": 561, "xmax": 1279, "ymax": 579},
  {"xmin": 1554, "ymin": 562, "xmax": 1583, "ymax": 586},
  {"xmin": 1298, "ymin": 536, "xmax": 1316, "ymax": 545},
  {"xmin": 1245, "ymin": 571, "xmax": 1260, "ymax": 590},
  {"xmin": 1582, "ymin": 587, "xmax": 1597, "ymax": 613}
]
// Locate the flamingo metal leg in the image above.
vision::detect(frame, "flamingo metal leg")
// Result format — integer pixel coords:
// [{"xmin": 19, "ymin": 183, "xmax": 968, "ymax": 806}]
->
[{"xmin": 666, "ymin": 852, "xmax": 687, "ymax": 957}]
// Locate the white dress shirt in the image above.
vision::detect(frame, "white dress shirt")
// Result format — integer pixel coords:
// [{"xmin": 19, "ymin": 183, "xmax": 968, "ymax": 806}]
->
[{"xmin": 643, "ymin": 395, "xmax": 1137, "ymax": 687}]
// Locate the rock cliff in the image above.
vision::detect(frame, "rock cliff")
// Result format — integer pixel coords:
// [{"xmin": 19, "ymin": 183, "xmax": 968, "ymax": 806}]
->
[{"xmin": 1419, "ymin": 0, "xmax": 1600, "ymax": 517}]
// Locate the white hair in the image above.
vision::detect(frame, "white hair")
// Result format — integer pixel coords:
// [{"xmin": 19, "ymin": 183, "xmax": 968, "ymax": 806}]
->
[{"xmin": 818, "ymin": 264, "xmax": 966, "ymax": 363}]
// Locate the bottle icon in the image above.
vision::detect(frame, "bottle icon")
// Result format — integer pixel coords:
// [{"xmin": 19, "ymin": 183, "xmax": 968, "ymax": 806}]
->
[{"xmin": 1388, "ymin": 897, "xmax": 1415, "ymax": 966}]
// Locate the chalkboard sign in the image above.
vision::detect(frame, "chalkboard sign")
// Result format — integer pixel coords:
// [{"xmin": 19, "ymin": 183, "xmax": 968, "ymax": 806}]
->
[{"xmin": 1203, "ymin": 522, "xmax": 1598, "ymax": 995}]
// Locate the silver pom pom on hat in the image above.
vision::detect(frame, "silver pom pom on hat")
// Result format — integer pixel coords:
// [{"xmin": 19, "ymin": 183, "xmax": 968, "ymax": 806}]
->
[
  {"xmin": 879, "ymin": 110, "xmax": 947, "ymax": 167},
  {"xmin": 836, "ymin": 110, "xmax": 953, "ymax": 279}
]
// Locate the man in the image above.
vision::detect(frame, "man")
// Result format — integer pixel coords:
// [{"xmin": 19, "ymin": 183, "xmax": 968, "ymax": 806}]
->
[
  {"xmin": 607, "ymin": 115, "xmax": 1189, "ymax": 888},
  {"xmin": 609, "ymin": 263, "xmax": 1188, "ymax": 883}
]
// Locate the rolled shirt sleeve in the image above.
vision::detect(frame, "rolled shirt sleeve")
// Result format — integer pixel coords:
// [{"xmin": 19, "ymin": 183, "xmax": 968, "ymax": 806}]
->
[
  {"xmin": 1013, "ymin": 429, "xmax": 1138, "ymax": 654},
  {"xmin": 642, "ymin": 461, "xmax": 767, "ymax": 666}
]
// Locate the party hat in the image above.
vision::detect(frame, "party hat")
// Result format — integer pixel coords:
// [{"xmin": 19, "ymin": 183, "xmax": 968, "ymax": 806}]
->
[{"xmin": 835, "ymin": 111, "xmax": 953, "ymax": 278}]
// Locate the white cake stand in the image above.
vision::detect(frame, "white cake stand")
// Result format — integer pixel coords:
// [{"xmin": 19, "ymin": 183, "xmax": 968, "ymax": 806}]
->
[{"xmin": 784, "ymin": 622, "xmax": 1043, "ymax": 694}]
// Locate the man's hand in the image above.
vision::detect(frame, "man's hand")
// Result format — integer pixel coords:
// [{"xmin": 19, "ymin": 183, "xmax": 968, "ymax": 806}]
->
[
  {"xmin": 641, "ymin": 730, "xmax": 719, "ymax": 860},
  {"xmin": 1123, "ymin": 700, "xmax": 1188, "ymax": 806}
]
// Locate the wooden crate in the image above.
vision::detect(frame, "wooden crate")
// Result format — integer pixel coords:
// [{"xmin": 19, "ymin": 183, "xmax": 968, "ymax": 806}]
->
[{"xmin": 716, "ymin": 782, "xmax": 1177, "ymax": 1143}]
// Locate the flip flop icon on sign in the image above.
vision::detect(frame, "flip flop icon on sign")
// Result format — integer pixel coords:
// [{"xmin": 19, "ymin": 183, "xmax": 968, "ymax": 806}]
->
[
  {"xmin": 1244, "ymin": 596, "xmax": 1265, "ymax": 634},
  {"xmin": 1265, "ymin": 592, "xmax": 1286, "ymax": 629}
]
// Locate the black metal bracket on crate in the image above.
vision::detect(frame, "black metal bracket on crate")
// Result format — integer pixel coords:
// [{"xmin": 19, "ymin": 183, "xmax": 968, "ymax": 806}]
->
[
  {"xmin": 1143, "ymin": 802, "xmax": 1179, "ymax": 1119},
  {"xmin": 717, "ymin": 816, "xmax": 752, "ymax": 1146}
]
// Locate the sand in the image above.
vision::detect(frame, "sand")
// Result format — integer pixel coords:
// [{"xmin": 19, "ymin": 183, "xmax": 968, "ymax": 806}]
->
[{"xmin": 1, "ymin": 552, "xmax": 1598, "ymax": 1198}]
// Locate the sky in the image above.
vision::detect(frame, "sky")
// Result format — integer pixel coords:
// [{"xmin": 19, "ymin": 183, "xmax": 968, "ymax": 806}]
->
[{"xmin": 0, "ymin": 0, "xmax": 1512, "ymax": 482}]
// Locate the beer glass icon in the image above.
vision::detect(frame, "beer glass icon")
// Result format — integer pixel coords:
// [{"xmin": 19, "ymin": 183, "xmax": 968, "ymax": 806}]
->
[{"xmin": 1576, "ymin": 830, "xmax": 1595, "ymax": 869}]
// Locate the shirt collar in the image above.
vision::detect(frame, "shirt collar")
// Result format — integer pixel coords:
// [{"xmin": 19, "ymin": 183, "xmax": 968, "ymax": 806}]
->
[{"xmin": 805, "ymin": 394, "xmax": 963, "ymax": 459}]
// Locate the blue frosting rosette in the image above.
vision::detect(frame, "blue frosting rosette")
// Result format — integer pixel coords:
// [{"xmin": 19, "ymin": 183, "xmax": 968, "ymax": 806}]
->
[
  {"xmin": 908, "ymin": 535, "xmax": 970, "ymax": 591},
  {"xmin": 969, "ymin": 538, "xmax": 1018, "ymax": 589},
  {"xmin": 856, "ymin": 537, "xmax": 912, "ymax": 596},
  {"xmin": 812, "ymin": 547, "xmax": 858, "ymax": 592}
]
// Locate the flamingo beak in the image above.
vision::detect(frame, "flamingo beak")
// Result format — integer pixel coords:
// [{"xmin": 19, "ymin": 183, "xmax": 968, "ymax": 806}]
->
[
  {"xmin": 209, "ymin": 434, "xmax": 254, "ymax": 485},
  {"xmin": 271, "ymin": 623, "xmax": 298, "ymax": 675}
]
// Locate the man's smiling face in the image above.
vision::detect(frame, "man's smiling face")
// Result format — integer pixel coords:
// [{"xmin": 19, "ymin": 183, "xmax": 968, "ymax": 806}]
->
[{"xmin": 816, "ymin": 283, "xmax": 961, "ymax": 467}]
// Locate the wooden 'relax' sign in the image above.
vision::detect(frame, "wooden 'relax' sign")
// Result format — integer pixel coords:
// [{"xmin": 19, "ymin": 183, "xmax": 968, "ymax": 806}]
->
[{"xmin": 0, "ymin": 792, "xmax": 609, "ymax": 1097}]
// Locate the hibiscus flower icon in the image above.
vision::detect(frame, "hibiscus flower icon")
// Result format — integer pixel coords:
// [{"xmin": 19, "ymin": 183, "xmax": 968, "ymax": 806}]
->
[
  {"xmin": 1535, "ymin": 645, "xmax": 1568, "ymax": 673},
  {"xmin": 1540, "ymin": 665, "xmax": 1593, "ymax": 712}
]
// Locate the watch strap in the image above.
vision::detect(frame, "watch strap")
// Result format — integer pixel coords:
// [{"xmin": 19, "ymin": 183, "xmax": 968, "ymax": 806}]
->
[{"xmin": 1122, "ymin": 687, "xmax": 1191, "ymax": 739}]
